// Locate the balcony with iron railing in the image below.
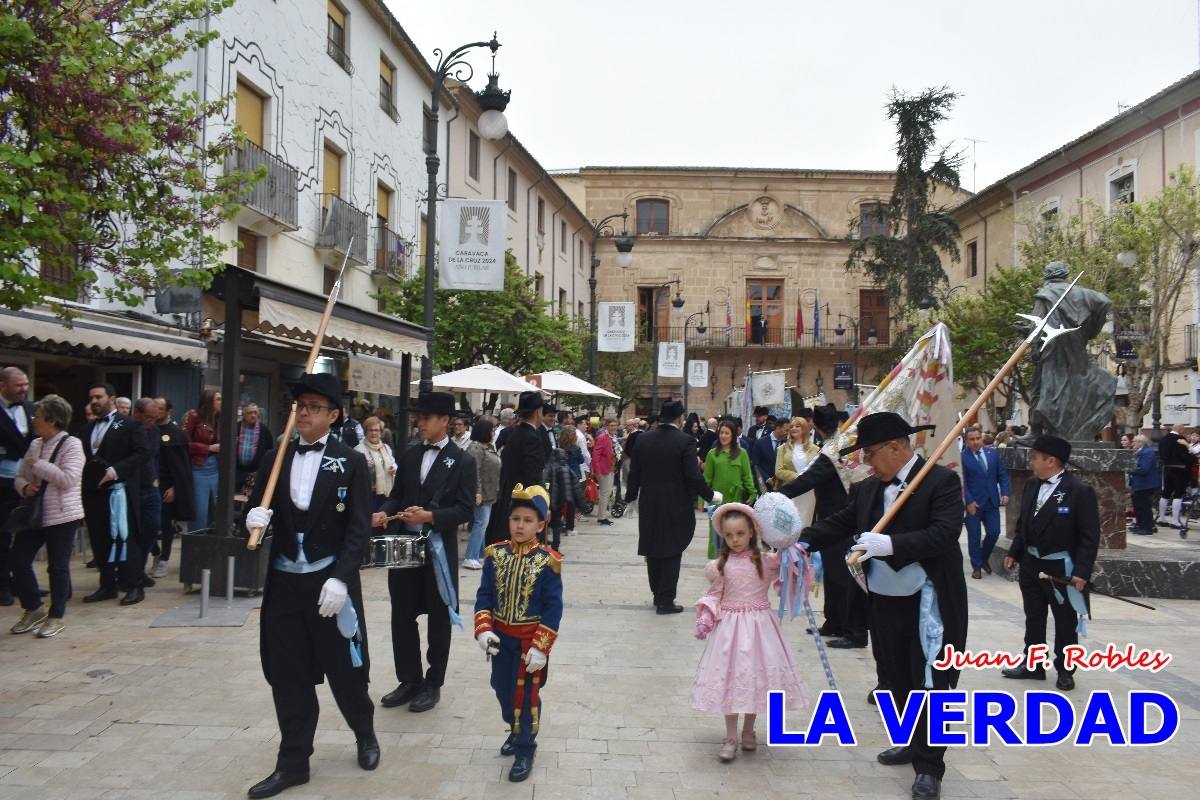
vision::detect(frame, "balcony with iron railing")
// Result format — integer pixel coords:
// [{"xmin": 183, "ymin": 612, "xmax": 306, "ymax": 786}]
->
[
  {"xmin": 327, "ymin": 36, "xmax": 352, "ymax": 74},
  {"xmin": 635, "ymin": 325, "xmax": 889, "ymax": 349},
  {"xmin": 374, "ymin": 224, "xmax": 413, "ymax": 279},
  {"xmin": 225, "ymin": 140, "xmax": 299, "ymax": 231},
  {"xmin": 379, "ymin": 92, "xmax": 399, "ymax": 122},
  {"xmin": 316, "ymin": 194, "xmax": 369, "ymax": 265},
  {"xmin": 1187, "ymin": 324, "xmax": 1199, "ymax": 362}
]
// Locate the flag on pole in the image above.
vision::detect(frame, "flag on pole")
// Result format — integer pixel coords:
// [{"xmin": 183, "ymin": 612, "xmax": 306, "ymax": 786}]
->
[
  {"xmin": 724, "ymin": 298, "xmax": 733, "ymax": 336},
  {"xmin": 796, "ymin": 291, "xmax": 805, "ymax": 337},
  {"xmin": 740, "ymin": 367, "xmax": 753, "ymax": 428},
  {"xmin": 812, "ymin": 290, "xmax": 820, "ymax": 340},
  {"xmin": 745, "ymin": 297, "xmax": 753, "ymax": 339}
]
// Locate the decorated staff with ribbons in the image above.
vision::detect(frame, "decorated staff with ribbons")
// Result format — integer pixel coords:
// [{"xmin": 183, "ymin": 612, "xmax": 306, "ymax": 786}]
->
[
  {"xmin": 800, "ymin": 412, "xmax": 966, "ymax": 800},
  {"xmin": 474, "ymin": 484, "xmax": 563, "ymax": 783},
  {"xmin": 244, "ymin": 372, "xmax": 378, "ymax": 799},
  {"xmin": 1001, "ymin": 435, "xmax": 1099, "ymax": 692},
  {"xmin": 371, "ymin": 391, "xmax": 476, "ymax": 713}
]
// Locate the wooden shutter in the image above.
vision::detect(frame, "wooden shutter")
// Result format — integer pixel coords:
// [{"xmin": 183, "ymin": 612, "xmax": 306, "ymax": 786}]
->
[
  {"xmin": 323, "ymin": 144, "xmax": 341, "ymax": 198},
  {"xmin": 377, "ymin": 184, "xmax": 391, "ymax": 226},
  {"xmin": 235, "ymin": 80, "xmax": 264, "ymax": 147}
]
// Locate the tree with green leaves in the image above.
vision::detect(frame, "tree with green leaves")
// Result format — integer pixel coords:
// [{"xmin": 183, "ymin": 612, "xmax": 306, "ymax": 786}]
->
[
  {"xmin": 376, "ymin": 251, "xmax": 586, "ymax": 395},
  {"xmin": 847, "ymin": 87, "xmax": 964, "ymax": 312},
  {"xmin": 597, "ymin": 349, "xmax": 652, "ymax": 418},
  {"xmin": 1, "ymin": 0, "xmax": 251, "ymax": 316}
]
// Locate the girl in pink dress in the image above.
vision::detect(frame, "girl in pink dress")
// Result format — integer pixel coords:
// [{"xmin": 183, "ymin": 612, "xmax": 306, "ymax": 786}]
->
[{"xmin": 691, "ymin": 502, "xmax": 807, "ymax": 761}]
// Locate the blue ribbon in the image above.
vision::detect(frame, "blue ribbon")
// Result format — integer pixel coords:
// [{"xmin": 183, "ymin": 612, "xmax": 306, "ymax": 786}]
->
[
  {"xmin": 867, "ymin": 560, "xmax": 944, "ymax": 688},
  {"xmin": 1027, "ymin": 546, "xmax": 1088, "ymax": 637},
  {"xmin": 337, "ymin": 600, "xmax": 364, "ymax": 668},
  {"xmin": 776, "ymin": 544, "xmax": 812, "ymax": 622},
  {"xmin": 107, "ymin": 483, "xmax": 128, "ymax": 563},
  {"xmin": 428, "ymin": 531, "xmax": 463, "ymax": 629},
  {"xmin": 918, "ymin": 580, "xmax": 944, "ymax": 689}
]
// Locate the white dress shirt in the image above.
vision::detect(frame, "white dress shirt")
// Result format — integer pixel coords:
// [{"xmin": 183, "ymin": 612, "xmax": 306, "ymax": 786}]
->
[
  {"xmin": 289, "ymin": 433, "xmax": 330, "ymax": 511},
  {"xmin": 420, "ymin": 435, "xmax": 450, "ymax": 483},
  {"xmin": 3, "ymin": 400, "xmax": 27, "ymax": 437},
  {"xmin": 883, "ymin": 452, "xmax": 921, "ymax": 510},
  {"xmin": 91, "ymin": 411, "xmax": 117, "ymax": 451},
  {"xmin": 1035, "ymin": 470, "xmax": 1065, "ymax": 513}
]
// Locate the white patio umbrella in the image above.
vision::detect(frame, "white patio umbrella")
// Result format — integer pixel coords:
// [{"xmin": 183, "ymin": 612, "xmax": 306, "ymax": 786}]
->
[
  {"xmin": 412, "ymin": 363, "xmax": 538, "ymax": 394},
  {"xmin": 526, "ymin": 370, "xmax": 619, "ymax": 399}
]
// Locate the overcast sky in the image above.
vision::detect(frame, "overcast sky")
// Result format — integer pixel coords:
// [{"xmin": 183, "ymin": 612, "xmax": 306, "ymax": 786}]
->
[{"xmin": 388, "ymin": 0, "xmax": 1199, "ymax": 192}]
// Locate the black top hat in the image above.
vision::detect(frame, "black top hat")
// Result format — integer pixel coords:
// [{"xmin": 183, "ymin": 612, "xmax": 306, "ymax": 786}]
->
[
  {"xmin": 415, "ymin": 391, "xmax": 455, "ymax": 416},
  {"xmin": 838, "ymin": 411, "xmax": 935, "ymax": 457},
  {"xmin": 812, "ymin": 403, "xmax": 839, "ymax": 432},
  {"xmin": 1030, "ymin": 434, "xmax": 1071, "ymax": 465},
  {"xmin": 660, "ymin": 399, "xmax": 685, "ymax": 421},
  {"xmin": 291, "ymin": 373, "xmax": 343, "ymax": 412},
  {"xmin": 516, "ymin": 391, "xmax": 544, "ymax": 415},
  {"xmin": 753, "ymin": 406, "xmax": 770, "ymax": 416}
]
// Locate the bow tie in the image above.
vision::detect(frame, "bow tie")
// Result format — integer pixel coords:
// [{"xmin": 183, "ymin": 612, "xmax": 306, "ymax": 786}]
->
[
  {"xmin": 1039, "ymin": 478, "xmax": 1056, "ymax": 487},
  {"xmin": 295, "ymin": 441, "xmax": 324, "ymax": 454},
  {"xmin": 888, "ymin": 477, "xmax": 905, "ymax": 487},
  {"xmin": 423, "ymin": 443, "xmax": 442, "ymax": 452}
]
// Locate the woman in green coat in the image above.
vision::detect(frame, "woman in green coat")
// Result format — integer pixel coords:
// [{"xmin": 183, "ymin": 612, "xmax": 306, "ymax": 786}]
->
[{"xmin": 701, "ymin": 420, "xmax": 757, "ymax": 557}]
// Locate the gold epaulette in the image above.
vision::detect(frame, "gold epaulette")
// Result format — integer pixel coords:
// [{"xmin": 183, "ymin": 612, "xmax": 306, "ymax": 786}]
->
[
  {"xmin": 483, "ymin": 543, "xmax": 502, "ymax": 561},
  {"xmin": 539, "ymin": 545, "xmax": 562, "ymax": 573}
]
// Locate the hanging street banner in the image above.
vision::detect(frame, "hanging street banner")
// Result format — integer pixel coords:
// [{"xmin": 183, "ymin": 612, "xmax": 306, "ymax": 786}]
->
[
  {"xmin": 833, "ymin": 362, "xmax": 855, "ymax": 390},
  {"xmin": 687, "ymin": 359, "xmax": 709, "ymax": 388},
  {"xmin": 754, "ymin": 370, "xmax": 787, "ymax": 407},
  {"xmin": 597, "ymin": 302, "xmax": 636, "ymax": 352},
  {"xmin": 439, "ymin": 199, "xmax": 507, "ymax": 290},
  {"xmin": 658, "ymin": 341, "xmax": 684, "ymax": 378}
]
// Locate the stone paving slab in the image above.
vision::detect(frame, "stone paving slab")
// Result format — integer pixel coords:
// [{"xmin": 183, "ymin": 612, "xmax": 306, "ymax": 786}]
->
[{"xmin": 0, "ymin": 510, "xmax": 1197, "ymax": 799}]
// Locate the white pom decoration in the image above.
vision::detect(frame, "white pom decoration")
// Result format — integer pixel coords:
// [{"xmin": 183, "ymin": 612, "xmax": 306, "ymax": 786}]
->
[{"xmin": 754, "ymin": 492, "xmax": 802, "ymax": 549}]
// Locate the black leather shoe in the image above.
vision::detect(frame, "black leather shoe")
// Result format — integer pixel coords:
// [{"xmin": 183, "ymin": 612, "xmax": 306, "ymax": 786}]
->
[
  {"xmin": 508, "ymin": 752, "xmax": 534, "ymax": 782},
  {"xmin": 1056, "ymin": 673, "xmax": 1075, "ymax": 691},
  {"xmin": 982, "ymin": 562, "xmax": 993, "ymax": 575},
  {"xmin": 356, "ymin": 736, "xmax": 380, "ymax": 770},
  {"xmin": 119, "ymin": 587, "xmax": 145, "ymax": 606},
  {"xmin": 380, "ymin": 682, "xmax": 422, "ymax": 708},
  {"xmin": 826, "ymin": 636, "xmax": 868, "ymax": 649},
  {"xmin": 868, "ymin": 685, "xmax": 888, "ymax": 706},
  {"xmin": 877, "ymin": 745, "xmax": 914, "ymax": 765},
  {"xmin": 409, "ymin": 685, "xmax": 440, "ymax": 713},
  {"xmin": 83, "ymin": 588, "xmax": 118, "ymax": 603},
  {"xmin": 247, "ymin": 769, "xmax": 309, "ymax": 798},
  {"xmin": 500, "ymin": 732, "xmax": 516, "ymax": 756},
  {"xmin": 805, "ymin": 625, "xmax": 843, "ymax": 636},
  {"xmin": 911, "ymin": 773, "xmax": 941, "ymax": 800},
  {"xmin": 142, "ymin": 576, "xmax": 156, "ymax": 588},
  {"xmin": 1001, "ymin": 665, "xmax": 1045, "ymax": 680},
  {"xmin": 656, "ymin": 604, "xmax": 684, "ymax": 614}
]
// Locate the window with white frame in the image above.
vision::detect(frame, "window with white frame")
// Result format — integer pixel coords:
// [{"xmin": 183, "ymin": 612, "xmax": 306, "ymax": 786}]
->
[{"xmin": 1106, "ymin": 163, "xmax": 1137, "ymax": 211}]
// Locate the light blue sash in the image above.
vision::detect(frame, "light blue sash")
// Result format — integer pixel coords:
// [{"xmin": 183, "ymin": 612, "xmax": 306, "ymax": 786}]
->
[
  {"xmin": 107, "ymin": 483, "xmax": 128, "ymax": 563},
  {"xmin": 868, "ymin": 560, "xmax": 944, "ymax": 688},
  {"xmin": 337, "ymin": 600, "xmax": 364, "ymax": 667},
  {"xmin": 428, "ymin": 530, "xmax": 463, "ymax": 629},
  {"xmin": 1027, "ymin": 546, "xmax": 1088, "ymax": 636}
]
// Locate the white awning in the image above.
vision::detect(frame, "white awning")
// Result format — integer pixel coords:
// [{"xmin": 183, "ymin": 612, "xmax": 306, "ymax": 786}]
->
[
  {"xmin": 0, "ymin": 307, "xmax": 207, "ymax": 364},
  {"xmin": 411, "ymin": 364, "xmax": 539, "ymax": 394},
  {"xmin": 526, "ymin": 370, "xmax": 619, "ymax": 399},
  {"xmin": 348, "ymin": 353, "xmax": 407, "ymax": 395},
  {"xmin": 256, "ymin": 294, "xmax": 426, "ymax": 361}
]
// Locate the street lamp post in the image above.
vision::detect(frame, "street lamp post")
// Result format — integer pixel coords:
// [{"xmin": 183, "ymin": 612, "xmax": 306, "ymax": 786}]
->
[
  {"xmin": 588, "ymin": 211, "xmax": 635, "ymax": 384},
  {"xmin": 419, "ymin": 34, "xmax": 510, "ymax": 395},
  {"xmin": 649, "ymin": 279, "xmax": 685, "ymax": 416},
  {"xmin": 835, "ymin": 314, "xmax": 878, "ymax": 404},
  {"xmin": 681, "ymin": 303, "xmax": 710, "ymax": 409}
]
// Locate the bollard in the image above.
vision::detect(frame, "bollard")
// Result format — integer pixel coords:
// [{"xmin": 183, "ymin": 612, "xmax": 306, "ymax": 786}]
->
[
  {"xmin": 199, "ymin": 568, "xmax": 211, "ymax": 619},
  {"xmin": 226, "ymin": 555, "xmax": 236, "ymax": 605}
]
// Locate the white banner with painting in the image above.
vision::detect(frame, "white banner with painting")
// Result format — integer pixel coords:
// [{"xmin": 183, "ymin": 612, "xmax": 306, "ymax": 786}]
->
[
  {"xmin": 439, "ymin": 199, "xmax": 507, "ymax": 291},
  {"xmin": 657, "ymin": 341, "xmax": 684, "ymax": 378},
  {"xmin": 753, "ymin": 370, "xmax": 787, "ymax": 407},
  {"xmin": 687, "ymin": 359, "xmax": 709, "ymax": 388},
  {"xmin": 597, "ymin": 302, "xmax": 636, "ymax": 352}
]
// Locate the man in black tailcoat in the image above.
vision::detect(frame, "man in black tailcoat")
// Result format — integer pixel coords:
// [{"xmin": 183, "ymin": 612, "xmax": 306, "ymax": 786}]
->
[
  {"xmin": 485, "ymin": 392, "xmax": 546, "ymax": 546},
  {"xmin": 151, "ymin": 396, "xmax": 194, "ymax": 577},
  {"xmin": 1001, "ymin": 435, "xmax": 1099, "ymax": 693},
  {"xmin": 0, "ymin": 367, "xmax": 35, "ymax": 606},
  {"xmin": 372, "ymin": 391, "xmax": 476, "ymax": 714},
  {"xmin": 624, "ymin": 399, "xmax": 714, "ymax": 614},
  {"xmin": 245, "ymin": 372, "xmax": 378, "ymax": 798},
  {"xmin": 800, "ymin": 412, "xmax": 966, "ymax": 800}
]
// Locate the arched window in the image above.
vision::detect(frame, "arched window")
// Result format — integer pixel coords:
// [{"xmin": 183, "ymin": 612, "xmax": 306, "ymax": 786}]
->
[{"xmin": 636, "ymin": 198, "xmax": 669, "ymax": 235}]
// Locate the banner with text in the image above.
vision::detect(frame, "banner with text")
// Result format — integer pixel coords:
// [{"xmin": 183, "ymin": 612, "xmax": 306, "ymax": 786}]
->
[
  {"xmin": 439, "ymin": 199, "xmax": 507, "ymax": 290},
  {"xmin": 687, "ymin": 359, "xmax": 709, "ymax": 388},
  {"xmin": 598, "ymin": 302, "xmax": 636, "ymax": 352},
  {"xmin": 658, "ymin": 341, "xmax": 684, "ymax": 378}
]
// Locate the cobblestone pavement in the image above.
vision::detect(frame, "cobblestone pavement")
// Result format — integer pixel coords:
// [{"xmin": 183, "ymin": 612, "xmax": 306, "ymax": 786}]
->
[{"xmin": 1, "ymin": 511, "xmax": 1197, "ymax": 800}]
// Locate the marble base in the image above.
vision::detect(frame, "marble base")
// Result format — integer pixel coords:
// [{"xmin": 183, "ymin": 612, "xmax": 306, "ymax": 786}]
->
[{"xmin": 999, "ymin": 444, "xmax": 1136, "ymax": 550}]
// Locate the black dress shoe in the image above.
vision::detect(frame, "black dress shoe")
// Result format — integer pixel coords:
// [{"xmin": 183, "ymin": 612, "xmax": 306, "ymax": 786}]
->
[
  {"xmin": 356, "ymin": 736, "xmax": 380, "ymax": 770},
  {"xmin": 119, "ymin": 587, "xmax": 145, "ymax": 606},
  {"xmin": 982, "ymin": 562, "xmax": 993, "ymax": 574},
  {"xmin": 409, "ymin": 685, "xmax": 440, "ymax": 712},
  {"xmin": 1056, "ymin": 673, "xmax": 1075, "ymax": 691},
  {"xmin": 656, "ymin": 604, "xmax": 684, "ymax": 614},
  {"xmin": 805, "ymin": 626, "xmax": 843, "ymax": 637},
  {"xmin": 1001, "ymin": 665, "xmax": 1046, "ymax": 680},
  {"xmin": 826, "ymin": 636, "xmax": 868, "ymax": 649},
  {"xmin": 142, "ymin": 576, "xmax": 156, "ymax": 588},
  {"xmin": 85, "ymin": 559, "xmax": 96, "ymax": 568},
  {"xmin": 500, "ymin": 732, "xmax": 516, "ymax": 756},
  {"xmin": 508, "ymin": 752, "xmax": 534, "ymax": 782},
  {"xmin": 877, "ymin": 745, "xmax": 914, "ymax": 765},
  {"xmin": 83, "ymin": 588, "xmax": 118, "ymax": 603},
  {"xmin": 380, "ymin": 682, "xmax": 422, "ymax": 708},
  {"xmin": 911, "ymin": 773, "xmax": 941, "ymax": 800},
  {"xmin": 247, "ymin": 769, "xmax": 309, "ymax": 798}
]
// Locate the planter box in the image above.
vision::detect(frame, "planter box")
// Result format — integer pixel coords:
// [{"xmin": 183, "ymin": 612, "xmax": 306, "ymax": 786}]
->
[{"xmin": 179, "ymin": 530, "xmax": 272, "ymax": 596}]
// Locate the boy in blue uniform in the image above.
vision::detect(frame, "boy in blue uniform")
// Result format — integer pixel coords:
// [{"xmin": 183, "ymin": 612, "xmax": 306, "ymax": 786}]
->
[{"xmin": 474, "ymin": 484, "xmax": 563, "ymax": 782}]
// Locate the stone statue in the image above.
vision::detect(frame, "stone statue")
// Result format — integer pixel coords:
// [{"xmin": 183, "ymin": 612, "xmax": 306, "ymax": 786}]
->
[{"xmin": 1027, "ymin": 261, "xmax": 1116, "ymax": 441}]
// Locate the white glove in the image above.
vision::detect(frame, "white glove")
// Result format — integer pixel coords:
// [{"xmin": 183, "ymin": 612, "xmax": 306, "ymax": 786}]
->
[
  {"xmin": 245, "ymin": 506, "xmax": 273, "ymax": 532},
  {"xmin": 850, "ymin": 531, "xmax": 894, "ymax": 561},
  {"xmin": 524, "ymin": 646, "xmax": 547, "ymax": 673},
  {"xmin": 477, "ymin": 631, "xmax": 500, "ymax": 654},
  {"xmin": 317, "ymin": 578, "xmax": 348, "ymax": 618},
  {"xmin": 711, "ymin": 490, "xmax": 724, "ymax": 505}
]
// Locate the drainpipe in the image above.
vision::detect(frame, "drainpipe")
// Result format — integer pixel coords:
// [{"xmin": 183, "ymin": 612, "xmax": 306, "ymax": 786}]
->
[{"xmin": 550, "ymin": 200, "xmax": 566, "ymax": 310}]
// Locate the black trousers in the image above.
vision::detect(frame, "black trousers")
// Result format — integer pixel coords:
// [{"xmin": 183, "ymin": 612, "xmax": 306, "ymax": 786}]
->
[
  {"xmin": 11, "ymin": 521, "xmax": 76, "ymax": 618},
  {"xmin": 0, "ymin": 480, "xmax": 19, "ymax": 594},
  {"xmin": 1162, "ymin": 467, "xmax": 1189, "ymax": 499},
  {"xmin": 388, "ymin": 565, "xmax": 451, "ymax": 687},
  {"xmin": 645, "ymin": 554, "xmax": 682, "ymax": 608},
  {"xmin": 874, "ymin": 592, "xmax": 951, "ymax": 780},
  {"xmin": 82, "ymin": 487, "xmax": 145, "ymax": 590},
  {"xmin": 1131, "ymin": 488, "xmax": 1155, "ymax": 531},
  {"xmin": 262, "ymin": 569, "xmax": 374, "ymax": 773},
  {"xmin": 818, "ymin": 540, "xmax": 852, "ymax": 635},
  {"xmin": 1018, "ymin": 558, "xmax": 1079, "ymax": 674}
]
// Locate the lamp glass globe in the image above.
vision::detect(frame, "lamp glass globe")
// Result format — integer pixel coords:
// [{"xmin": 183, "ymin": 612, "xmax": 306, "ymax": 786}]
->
[
  {"xmin": 616, "ymin": 251, "xmax": 633, "ymax": 269},
  {"xmin": 478, "ymin": 109, "xmax": 508, "ymax": 141}
]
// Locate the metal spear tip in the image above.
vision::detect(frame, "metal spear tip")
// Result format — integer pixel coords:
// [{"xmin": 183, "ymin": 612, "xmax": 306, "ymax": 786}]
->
[
  {"xmin": 1038, "ymin": 322, "xmax": 1081, "ymax": 351},
  {"xmin": 488, "ymin": 33, "xmax": 500, "ymax": 52}
]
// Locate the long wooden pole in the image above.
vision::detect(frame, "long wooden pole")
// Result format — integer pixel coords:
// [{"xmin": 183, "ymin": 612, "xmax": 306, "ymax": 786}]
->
[
  {"xmin": 847, "ymin": 273, "xmax": 1083, "ymax": 564},
  {"xmin": 247, "ymin": 238, "xmax": 356, "ymax": 550}
]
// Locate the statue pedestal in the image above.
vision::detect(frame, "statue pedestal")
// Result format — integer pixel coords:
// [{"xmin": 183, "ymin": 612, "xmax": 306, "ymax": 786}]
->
[{"xmin": 999, "ymin": 444, "xmax": 1135, "ymax": 550}]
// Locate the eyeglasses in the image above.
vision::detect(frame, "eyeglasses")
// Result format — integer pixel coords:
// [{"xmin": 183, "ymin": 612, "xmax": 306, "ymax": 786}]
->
[
  {"xmin": 862, "ymin": 442, "xmax": 892, "ymax": 462},
  {"xmin": 296, "ymin": 402, "xmax": 332, "ymax": 415}
]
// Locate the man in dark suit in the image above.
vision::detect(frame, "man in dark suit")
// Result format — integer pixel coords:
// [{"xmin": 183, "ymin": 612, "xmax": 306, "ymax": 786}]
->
[
  {"xmin": 750, "ymin": 417, "xmax": 788, "ymax": 490},
  {"xmin": 538, "ymin": 402, "xmax": 557, "ymax": 459},
  {"xmin": 152, "ymin": 396, "xmax": 194, "ymax": 577},
  {"xmin": 961, "ymin": 424, "xmax": 1010, "ymax": 579},
  {"xmin": 245, "ymin": 372, "xmax": 378, "ymax": 798},
  {"xmin": 1001, "ymin": 435, "xmax": 1099, "ymax": 693},
  {"xmin": 485, "ymin": 392, "xmax": 546, "ymax": 546},
  {"xmin": 801, "ymin": 412, "xmax": 966, "ymax": 800},
  {"xmin": 746, "ymin": 406, "xmax": 770, "ymax": 441},
  {"xmin": 372, "ymin": 391, "xmax": 476, "ymax": 714},
  {"xmin": 81, "ymin": 382, "xmax": 150, "ymax": 606},
  {"xmin": 625, "ymin": 399, "xmax": 714, "ymax": 614},
  {"xmin": 0, "ymin": 367, "xmax": 35, "ymax": 606}
]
